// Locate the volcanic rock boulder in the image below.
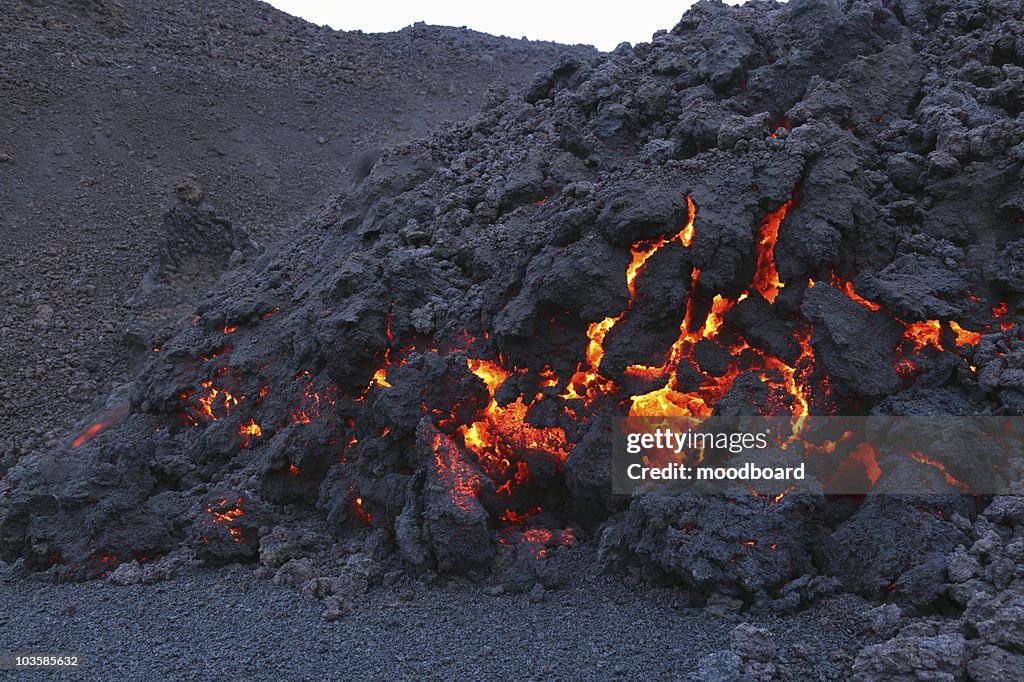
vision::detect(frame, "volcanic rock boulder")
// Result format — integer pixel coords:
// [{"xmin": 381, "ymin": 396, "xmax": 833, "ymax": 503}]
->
[
  {"xmin": 817, "ymin": 495, "xmax": 972, "ymax": 605},
  {"xmin": 601, "ymin": 240, "xmax": 693, "ymax": 379},
  {"xmin": 598, "ymin": 481, "xmax": 826, "ymax": 604},
  {"xmin": 852, "ymin": 632, "xmax": 968, "ymax": 681},
  {"xmin": 802, "ymin": 283, "xmax": 903, "ymax": 400},
  {"xmin": 416, "ymin": 420, "xmax": 494, "ymax": 571}
]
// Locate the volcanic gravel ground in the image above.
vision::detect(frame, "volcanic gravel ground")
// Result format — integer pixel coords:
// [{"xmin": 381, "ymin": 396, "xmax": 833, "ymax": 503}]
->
[
  {"xmin": 0, "ymin": 0, "xmax": 592, "ymax": 461},
  {"xmin": 0, "ymin": 551, "xmax": 878, "ymax": 681}
]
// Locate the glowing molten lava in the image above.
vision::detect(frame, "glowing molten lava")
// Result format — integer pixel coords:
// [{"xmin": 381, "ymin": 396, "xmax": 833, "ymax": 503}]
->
[
  {"xmin": 993, "ymin": 302, "xmax": 1014, "ymax": 330},
  {"xmin": 562, "ymin": 196, "xmax": 699, "ymax": 405},
  {"xmin": 70, "ymin": 402, "xmax": 129, "ymax": 448},
  {"xmin": 830, "ymin": 275, "xmax": 881, "ymax": 311},
  {"xmin": 180, "ymin": 378, "xmax": 240, "ymax": 423},
  {"xmin": 563, "ymin": 316, "xmax": 619, "ymax": 404},
  {"xmin": 238, "ymin": 420, "xmax": 262, "ymax": 448},
  {"xmin": 950, "ymin": 322, "xmax": 982, "ymax": 346},
  {"xmin": 903, "ymin": 320, "xmax": 942, "ymax": 351},
  {"xmin": 207, "ymin": 497, "xmax": 245, "ymax": 543},
  {"xmin": 752, "ymin": 198, "xmax": 793, "ymax": 304},
  {"xmin": 353, "ymin": 496, "xmax": 373, "ymax": 525},
  {"xmin": 289, "ymin": 371, "xmax": 337, "ymax": 425},
  {"xmin": 849, "ymin": 442, "xmax": 881, "ymax": 486},
  {"xmin": 458, "ymin": 358, "xmax": 569, "ymax": 509},
  {"xmin": 831, "ymin": 274, "xmax": 996, "ymax": 355},
  {"xmin": 625, "ymin": 195, "xmax": 697, "ymax": 299},
  {"xmin": 620, "ymin": 193, "xmax": 812, "ymax": 420},
  {"xmin": 432, "ymin": 432, "xmax": 484, "ymax": 513},
  {"xmin": 908, "ymin": 450, "xmax": 970, "ymax": 492},
  {"xmin": 186, "ymin": 183, "xmax": 1014, "ymax": 545},
  {"xmin": 515, "ymin": 527, "xmax": 576, "ymax": 559}
]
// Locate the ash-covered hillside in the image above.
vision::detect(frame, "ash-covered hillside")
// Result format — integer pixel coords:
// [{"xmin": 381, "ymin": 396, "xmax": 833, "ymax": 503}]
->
[
  {"xmin": 4, "ymin": 0, "xmax": 1024, "ymax": 677},
  {"xmin": 0, "ymin": 0, "xmax": 594, "ymax": 462}
]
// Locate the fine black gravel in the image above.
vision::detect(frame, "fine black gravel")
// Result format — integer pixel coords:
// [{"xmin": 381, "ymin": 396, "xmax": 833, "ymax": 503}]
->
[{"xmin": 0, "ymin": 550, "xmax": 878, "ymax": 681}]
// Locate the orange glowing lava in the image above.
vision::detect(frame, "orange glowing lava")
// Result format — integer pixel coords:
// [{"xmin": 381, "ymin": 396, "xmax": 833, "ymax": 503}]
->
[
  {"xmin": 752, "ymin": 198, "xmax": 793, "ymax": 304},
  {"xmin": 180, "ymin": 379, "xmax": 240, "ymax": 423},
  {"xmin": 458, "ymin": 358, "xmax": 569, "ymax": 502},
  {"xmin": 992, "ymin": 302, "xmax": 1014, "ymax": 331},
  {"xmin": 562, "ymin": 316, "xmax": 620, "ymax": 404},
  {"xmin": 370, "ymin": 367, "xmax": 392, "ymax": 389},
  {"xmin": 353, "ymin": 496, "xmax": 373, "ymax": 525},
  {"xmin": 70, "ymin": 403, "xmax": 129, "ymax": 448},
  {"xmin": 950, "ymin": 322, "xmax": 982, "ymax": 346},
  {"xmin": 207, "ymin": 497, "xmax": 245, "ymax": 543},
  {"xmin": 517, "ymin": 527, "xmax": 575, "ymax": 559},
  {"xmin": 895, "ymin": 358, "xmax": 918, "ymax": 377},
  {"xmin": 625, "ymin": 195, "xmax": 696, "ymax": 299},
  {"xmin": 239, "ymin": 420, "xmax": 262, "ymax": 448},
  {"xmin": 849, "ymin": 442, "xmax": 881, "ymax": 486},
  {"xmin": 830, "ymin": 275, "xmax": 881, "ymax": 311},
  {"xmin": 289, "ymin": 371, "xmax": 336, "ymax": 424},
  {"xmin": 908, "ymin": 450, "xmax": 970, "ymax": 492},
  {"xmin": 342, "ymin": 185, "xmax": 1014, "ymax": 522},
  {"xmin": 902, "ymin": 320, "xmax": 942, "ymax": 351},
  {"xmin": 432, "ymin": 432, "xmax": 484, "ymax": 513},
  {"xmin": 362, "ymin": 308, "xmax": 400, "ymax": 392},
  {"xmin": 500, "ymin": 506, "xmax": 543, "ymax": 524},
  {"xmin": 562, "ymin": 196, "xmax": 699, "ymax": 405},
  {"xmin": 559, "ymin": 191, "xmax": 817, "ymax": 422}
]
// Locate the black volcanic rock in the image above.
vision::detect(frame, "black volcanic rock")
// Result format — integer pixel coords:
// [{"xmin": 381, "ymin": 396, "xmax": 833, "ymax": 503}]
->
[
  {"xmin": 817, "ymin": 495, "xmax": 972, "ymax": 605},
  {"xmin": 693, "ymin": 338, "xmax": 730, "ymax": 378},
  {"xmin": 2, "ymin": 3, "xmax": 1024, "ymax": 651},
  {"xmin": 855, "ymin": 252, "xmax": 971, "ymax": 321},
  {"xmin": 602, "ymin": 240, "xmax": 693, "ymax": 377},
  {"xmin": 725, "ymin": 293, "xmax": 800, "ymax": 365},
  {"xmin": 802, "ymin": 283, "xmax": 903, "ymax": 398}
]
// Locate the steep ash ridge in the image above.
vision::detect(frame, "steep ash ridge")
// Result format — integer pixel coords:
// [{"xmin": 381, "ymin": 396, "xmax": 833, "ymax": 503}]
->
[{"xmin": 4, "ymin": 0, "xmax": 1024, "ymax": 660}]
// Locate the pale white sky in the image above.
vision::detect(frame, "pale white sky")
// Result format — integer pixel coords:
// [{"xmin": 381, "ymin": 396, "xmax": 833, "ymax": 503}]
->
[{"xmin": 265, "ymin": 1, "xmax": 737, "ymax": 51}]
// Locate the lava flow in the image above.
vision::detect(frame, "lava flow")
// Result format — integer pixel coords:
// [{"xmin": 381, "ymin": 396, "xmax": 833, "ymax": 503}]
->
[
  {"xmin": 610, "ymin": 190, "xmax": 814, "ymax": 420},
  {"xmin": 354, "ymin": 184, "xmax": 1009, "ymax": 518},
  {"xmin": 70, "ymin": 402, "xmax": 129, "ymax": 448},
  {"xmin": 160, "ymin": 181, "xmax": 1014, "ymax": 529},
  {"xmin": 289, "ymin": 370, "xmax": 337, "ymax": 425},
  {"xmin": 564, "ymin": 195, "xmax": 698, "ymax": 406},
  {"xmin": 207, "ymin": 497, "xmax": 245, "ymax": 543},
  {"xmin": 166, "ymin": 184, "xmax": 1015, "ymax": 542},
  {"xmin": 238, "ymin": 420, "xmax": 262, "ymax": 448},
  {"xmin": 456, "ymin": 358, "xmax": 569, "ymax": 512},
  {"xmin": 908, "ymin": 450, "xmax": 971, "ymax": 493},
  {"xmin": 179, "ymin": 375, "xmax": 241, "ymax": 424},
  {"xmin": 432, "ymin": 431, "xmax": 485, "ymax": 513},
  {"xmin": 752, "ymin": 198, "xmax": 793, "ymax": 304}
]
